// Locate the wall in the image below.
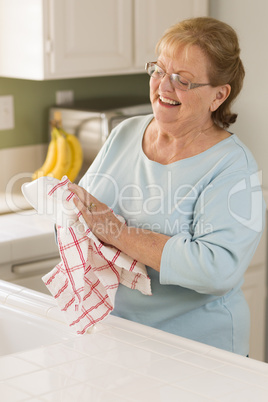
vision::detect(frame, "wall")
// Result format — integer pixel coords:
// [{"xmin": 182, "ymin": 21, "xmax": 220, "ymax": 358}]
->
[
  {"xmin": 210, "ymin": 0, "xmax": 268, "ymax": 188},
  {"xmin": 0, "ymin": 74, "xmax": 149, "ymax": 149},
  {"xmin": 210, "ymin": 0, "xmax": 268, "ymax": 363}
]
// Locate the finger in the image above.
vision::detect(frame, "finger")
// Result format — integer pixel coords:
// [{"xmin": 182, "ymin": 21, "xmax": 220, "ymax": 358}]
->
[
  {"xmin": 69, "ymin": 183, "xmax": 94, "ymax": 206},
  {"xmin": 69, "ymin": 183, "xmax": 110, "ymax": 215},
  {"xmin": 72, "ymin": 194, "xmax": 88, "ymax": 214}
]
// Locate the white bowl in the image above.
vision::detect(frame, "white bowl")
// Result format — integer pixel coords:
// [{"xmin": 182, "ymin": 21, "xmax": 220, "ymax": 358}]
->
[{"xmin": 21, "ymin": 176, "xmax": 78, "ymax": 227}]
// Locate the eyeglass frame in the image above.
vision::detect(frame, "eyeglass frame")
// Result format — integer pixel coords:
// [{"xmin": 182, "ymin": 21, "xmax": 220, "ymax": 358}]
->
[{"xmin": 145, "ymin": 62, "xmax": 211, "ymax": 91}]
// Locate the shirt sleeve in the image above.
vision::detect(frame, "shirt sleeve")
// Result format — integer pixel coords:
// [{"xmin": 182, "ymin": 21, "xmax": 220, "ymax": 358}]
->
[{"xmin": 160, "ymin": 169, "xmax": 266, "ymax": 296}]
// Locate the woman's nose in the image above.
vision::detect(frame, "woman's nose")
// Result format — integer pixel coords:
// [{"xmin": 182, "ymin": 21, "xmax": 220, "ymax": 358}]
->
[{"xmin": 159, "ymin": 73, "xmax": 174, "ymax": 91}]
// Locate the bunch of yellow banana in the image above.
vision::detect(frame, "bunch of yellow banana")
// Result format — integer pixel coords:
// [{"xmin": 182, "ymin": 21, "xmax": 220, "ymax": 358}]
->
[{"xmin": 32, "ymin": 126, "xmax": 83, "ymax": 182}]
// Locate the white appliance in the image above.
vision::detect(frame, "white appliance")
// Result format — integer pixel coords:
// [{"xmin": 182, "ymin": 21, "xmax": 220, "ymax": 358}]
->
[{"xmin": 0, "ymin": 97, "xmax": 152, "ymax": 294}]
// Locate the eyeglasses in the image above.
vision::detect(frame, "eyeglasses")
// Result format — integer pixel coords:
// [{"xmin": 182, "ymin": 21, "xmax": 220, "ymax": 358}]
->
[{"xmin": 145, "ymin": 62, "xmax": 211, "ymax": 91}]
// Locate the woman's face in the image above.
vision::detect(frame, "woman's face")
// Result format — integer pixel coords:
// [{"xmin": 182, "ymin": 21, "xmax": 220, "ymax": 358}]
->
[{"xmin": 149, "ymin": 45, "xmax": 219, "ymax": 131}]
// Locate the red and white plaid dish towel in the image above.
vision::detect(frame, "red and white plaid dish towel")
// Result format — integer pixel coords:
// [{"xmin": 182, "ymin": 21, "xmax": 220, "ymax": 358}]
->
[{"xmin": 42, "ymin": 176, "xmax": 152, "ymax": 335}]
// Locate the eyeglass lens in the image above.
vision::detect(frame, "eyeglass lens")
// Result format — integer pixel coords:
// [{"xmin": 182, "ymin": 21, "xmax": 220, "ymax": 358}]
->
[
  {"xmin": 146, "ymin": 62, "xmax": 190, "ymax": 90},
  {"xmin": 145, "ymin": 62, "xmax": 210, "ymax": 91}
]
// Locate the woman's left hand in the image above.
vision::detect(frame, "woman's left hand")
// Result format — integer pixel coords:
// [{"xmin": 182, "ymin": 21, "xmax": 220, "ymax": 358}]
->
[{"xmin": 68, "ymin": 183, "xmax": 124, "ymax": 246}]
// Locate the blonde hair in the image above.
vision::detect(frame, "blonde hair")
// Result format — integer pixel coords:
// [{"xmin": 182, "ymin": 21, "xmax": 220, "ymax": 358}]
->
[{"xmin": 156, "ymin": 17, "xmax": 245, "ymax": 128}]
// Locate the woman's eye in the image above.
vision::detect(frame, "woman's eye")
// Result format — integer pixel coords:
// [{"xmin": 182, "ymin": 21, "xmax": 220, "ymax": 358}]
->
[
  {"xmin": 177, "ymin": 76, "xmax": 189, "ymax": 86},
  {"xmin": 155, "ymin": 66, "xmax": 164, "ymax": 76}
]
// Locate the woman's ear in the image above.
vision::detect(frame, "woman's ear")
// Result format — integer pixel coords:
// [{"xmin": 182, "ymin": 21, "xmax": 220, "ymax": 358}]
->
[{"xmin": 210, "ymin": 84, "xmax": 231, "ymax": 112}]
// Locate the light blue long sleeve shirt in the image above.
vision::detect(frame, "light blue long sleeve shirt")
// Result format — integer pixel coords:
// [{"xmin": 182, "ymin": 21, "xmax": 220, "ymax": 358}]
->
[{"xmin": 79, "ymin": 114, "xmax": 265, "ymax": 356}]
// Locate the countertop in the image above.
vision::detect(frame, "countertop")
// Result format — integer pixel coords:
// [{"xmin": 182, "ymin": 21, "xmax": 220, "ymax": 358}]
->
[
  {"xmin": 0, "ymin": 281, "xmax": 268, "ymax": 402},
  {"xmin": 0, "ymin": 192, "xmax": 32, "ymax": 215}
]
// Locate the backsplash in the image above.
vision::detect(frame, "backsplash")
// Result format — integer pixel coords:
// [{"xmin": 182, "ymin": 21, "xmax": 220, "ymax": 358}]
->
[{"xmin": 0, "ymin": 74, "xmax": 149, "ymax": 150}]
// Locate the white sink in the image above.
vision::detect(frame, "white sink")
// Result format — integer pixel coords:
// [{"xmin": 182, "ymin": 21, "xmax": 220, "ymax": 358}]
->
[
  {"xmin": 0, "ymin": 280, "xmax": 77, "ymax": 356},
  {"xmin": 0, "ymin": 304, "xmax": 76, "ymax": 356}
]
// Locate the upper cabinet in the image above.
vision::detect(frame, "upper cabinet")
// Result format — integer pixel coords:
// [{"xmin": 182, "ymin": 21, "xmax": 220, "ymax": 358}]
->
[
  {"xmin": 0, "ymin": 0, "xmax": 208, "ymax": 80},
  {"xmin": 134, "ymin": 0, "xmax": 208, "ymax": 68}
]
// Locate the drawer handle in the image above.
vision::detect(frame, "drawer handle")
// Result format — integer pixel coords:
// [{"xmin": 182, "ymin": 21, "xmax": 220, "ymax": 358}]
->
[{"xmin": 12, "ymin": 257, "xmax": 60, "ymax": 275}]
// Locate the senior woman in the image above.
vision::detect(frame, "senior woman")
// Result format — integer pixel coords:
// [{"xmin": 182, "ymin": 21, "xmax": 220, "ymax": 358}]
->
[{"xmin": 69, "ymin": 17, "xmax": 265, "ymax": 356}]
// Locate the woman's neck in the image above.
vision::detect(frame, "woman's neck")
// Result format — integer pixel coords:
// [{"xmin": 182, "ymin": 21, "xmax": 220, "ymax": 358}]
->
[{"xmin": 143, "ymin": 118, "xmax": 230, "ymax": 164}]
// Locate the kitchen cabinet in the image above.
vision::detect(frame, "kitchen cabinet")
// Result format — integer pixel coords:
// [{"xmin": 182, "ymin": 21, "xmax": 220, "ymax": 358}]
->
[
  {"xmin": 0, "ymin": 0, "xmax": 208, "ymax": 80},
  {"xmin": 0, "ymin": 0, "xmax": 133, "ymax": 80},
  {"xmin": 134, "ymin": 0, "xmax": 208, "ymax": 68},
  {"xmin": 242, "ymin": 225, "xmax": 267, "ymax": 362}
]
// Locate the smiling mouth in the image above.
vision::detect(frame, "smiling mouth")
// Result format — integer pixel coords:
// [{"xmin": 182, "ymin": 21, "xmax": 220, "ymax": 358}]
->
[{"xmin": 159, "ymin": 95, "xmax": 181, "ymax": 106}]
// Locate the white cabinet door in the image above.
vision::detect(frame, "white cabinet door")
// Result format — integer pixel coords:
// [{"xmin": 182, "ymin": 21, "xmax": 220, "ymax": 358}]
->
[
  {"xmin": 134, "ymin": 0, "xmax": 208, "ymax": 68},
  {"xmin": 45, "ymin": 0, "xmax": 133, "ymax": 79},
  {"xmin": 0, "ymin": 0, "xmax": 45, "ymax": 80},
  {"xmin": 0, "ymin": 0, "xmax": 132, "ymax": 80}
]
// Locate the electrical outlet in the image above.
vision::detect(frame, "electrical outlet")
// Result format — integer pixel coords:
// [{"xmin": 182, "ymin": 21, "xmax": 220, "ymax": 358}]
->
[
  {"xmin": 56, "ymin": 90, "xmax": 74, "ymax": 105},
  {"xmin": 0, "ymin": 95, "xmax": 15, "ymax": 130}
]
